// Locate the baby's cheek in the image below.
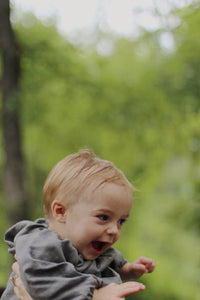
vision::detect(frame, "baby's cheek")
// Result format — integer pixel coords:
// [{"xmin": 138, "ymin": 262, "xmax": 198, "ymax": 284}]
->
[{"xmin": 115, "ymin": 232, "xmax": 121, "ymax": 243}]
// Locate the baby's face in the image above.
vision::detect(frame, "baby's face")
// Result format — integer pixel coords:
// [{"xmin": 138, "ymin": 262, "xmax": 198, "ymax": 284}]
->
[{"xmin": 62, "ymin": 183, "xmax": 133, "ymax": 260}]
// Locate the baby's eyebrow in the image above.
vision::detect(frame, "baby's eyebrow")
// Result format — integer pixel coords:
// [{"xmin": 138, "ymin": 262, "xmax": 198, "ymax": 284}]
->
[
  {"xmin": 93, "ymin": 209, "xmax": 112, "ymax": 214},
  {"xmin": 119, "ymin": 214, "xmax": 129, "ymax": 220},
  {"xmin": 123, "ymin": 214, "xmax": 129, "ymax": 219},
  {"xmin": 99, "ymin": 209, "xmax": 113, "ymax": 215}
]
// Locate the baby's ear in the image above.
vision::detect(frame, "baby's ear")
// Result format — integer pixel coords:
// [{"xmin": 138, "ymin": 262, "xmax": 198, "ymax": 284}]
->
[{"xmin": 51, "ymin": 200, "xmax": 67, "ymax": 223}]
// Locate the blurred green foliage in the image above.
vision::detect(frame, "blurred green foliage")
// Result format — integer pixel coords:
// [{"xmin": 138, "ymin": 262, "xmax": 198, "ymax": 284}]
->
[{"xmin": 0, "ymin": 3, "xmax": 200, "ymax": 299}]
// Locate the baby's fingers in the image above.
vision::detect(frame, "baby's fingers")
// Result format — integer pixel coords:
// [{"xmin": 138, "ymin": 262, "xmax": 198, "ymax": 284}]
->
[
  {"xmin": 12, "ymin": 261, "xmax": 20, "ymax": 276},
  {"xmin": 134, "ymin": 256, "xmax": 156, "ymax": 273},
  {"xmin": 146, "ymin": 259, "xmax": 156, "ymax": 273},
  {"xmin": 118, "ymin": 281, "xmax": 145, "ymax": 297}
]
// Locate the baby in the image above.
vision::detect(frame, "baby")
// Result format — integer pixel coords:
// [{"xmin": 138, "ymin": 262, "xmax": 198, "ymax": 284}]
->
[{"xmin": 2, "ymin": 149, "xmax": 155, "ymax": 299}]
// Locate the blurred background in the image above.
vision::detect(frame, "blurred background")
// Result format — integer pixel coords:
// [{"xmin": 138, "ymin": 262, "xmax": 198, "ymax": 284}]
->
[{"xmin": 0, "ymin": 0, "xmax": 199, "ymax": 299}]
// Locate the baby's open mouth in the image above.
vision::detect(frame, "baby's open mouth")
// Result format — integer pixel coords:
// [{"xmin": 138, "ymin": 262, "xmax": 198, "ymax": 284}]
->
[{"xmin": 91, "ymin": 241, "xmax": 107, "ymax": 254}]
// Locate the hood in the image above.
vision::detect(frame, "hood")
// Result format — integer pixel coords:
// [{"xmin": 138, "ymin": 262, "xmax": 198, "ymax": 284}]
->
[{"xmin": 4, "ymin": 218, "xmax": 48, "ymax": 255}]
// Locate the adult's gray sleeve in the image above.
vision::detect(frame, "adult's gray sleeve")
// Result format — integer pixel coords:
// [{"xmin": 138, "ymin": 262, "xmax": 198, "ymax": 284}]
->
[{"xmin": 14, "ymin": 228, "xmax": 103, "ymax": 300}]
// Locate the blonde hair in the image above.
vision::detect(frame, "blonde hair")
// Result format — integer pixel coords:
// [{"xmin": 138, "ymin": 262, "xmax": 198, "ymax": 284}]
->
[{"xmin": 43, "ymin": 149, "xmax": 133, "ymax": 218}]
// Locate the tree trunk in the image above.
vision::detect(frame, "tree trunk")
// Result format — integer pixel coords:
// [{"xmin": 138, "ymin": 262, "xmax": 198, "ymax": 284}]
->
[{"xmin": 0, "ymin": 0, "xmax": 28, "ymax": 224}]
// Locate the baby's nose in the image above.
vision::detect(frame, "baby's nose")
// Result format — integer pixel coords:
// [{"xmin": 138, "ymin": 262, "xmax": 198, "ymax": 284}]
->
[{"xmin": 106, "ymin": 222, "xmax": 120, "ymax": 235}]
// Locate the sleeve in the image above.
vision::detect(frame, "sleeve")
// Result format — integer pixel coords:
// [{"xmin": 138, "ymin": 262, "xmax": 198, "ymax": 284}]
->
[
  {"xmin": 109, "ymin": 248, "xmax": 127, "ymax": 274},
  {"xmin": 15, "ymin": 226, "xmax": 103, "ymax": 300}
]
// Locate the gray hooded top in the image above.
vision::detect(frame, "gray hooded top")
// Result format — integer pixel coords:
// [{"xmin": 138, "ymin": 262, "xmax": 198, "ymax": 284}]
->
[{"xmin": 1, "ymin": 219, "xmax": 127, "ymax": 300}]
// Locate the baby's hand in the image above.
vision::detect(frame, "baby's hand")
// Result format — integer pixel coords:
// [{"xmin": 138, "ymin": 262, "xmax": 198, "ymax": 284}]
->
[
  {"xmin": 120, "ymin": 256, "xmax": 156, "ymax": 280},
  {"xmin": 12, "ymin": 261, "xmax": 33, "ymax": 300},
  {"xmin": 93, "ymin": 281, "xmax": 145, "ymax": 300}
]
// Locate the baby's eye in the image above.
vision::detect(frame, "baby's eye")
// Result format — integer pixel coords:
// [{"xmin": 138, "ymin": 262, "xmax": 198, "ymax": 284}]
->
[
  {"xmin": 98, "ymin": 215, "xmax": 109, "ymax": 221},
  {"xmin": 118, "ymin": 219, "xmax": 126, "ymax": 226}
]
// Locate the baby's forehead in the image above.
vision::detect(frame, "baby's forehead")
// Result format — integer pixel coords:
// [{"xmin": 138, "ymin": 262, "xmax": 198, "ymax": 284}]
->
[{"xmin": 79, "ymin": 182, "xmax": 133, "ymax": 215}]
